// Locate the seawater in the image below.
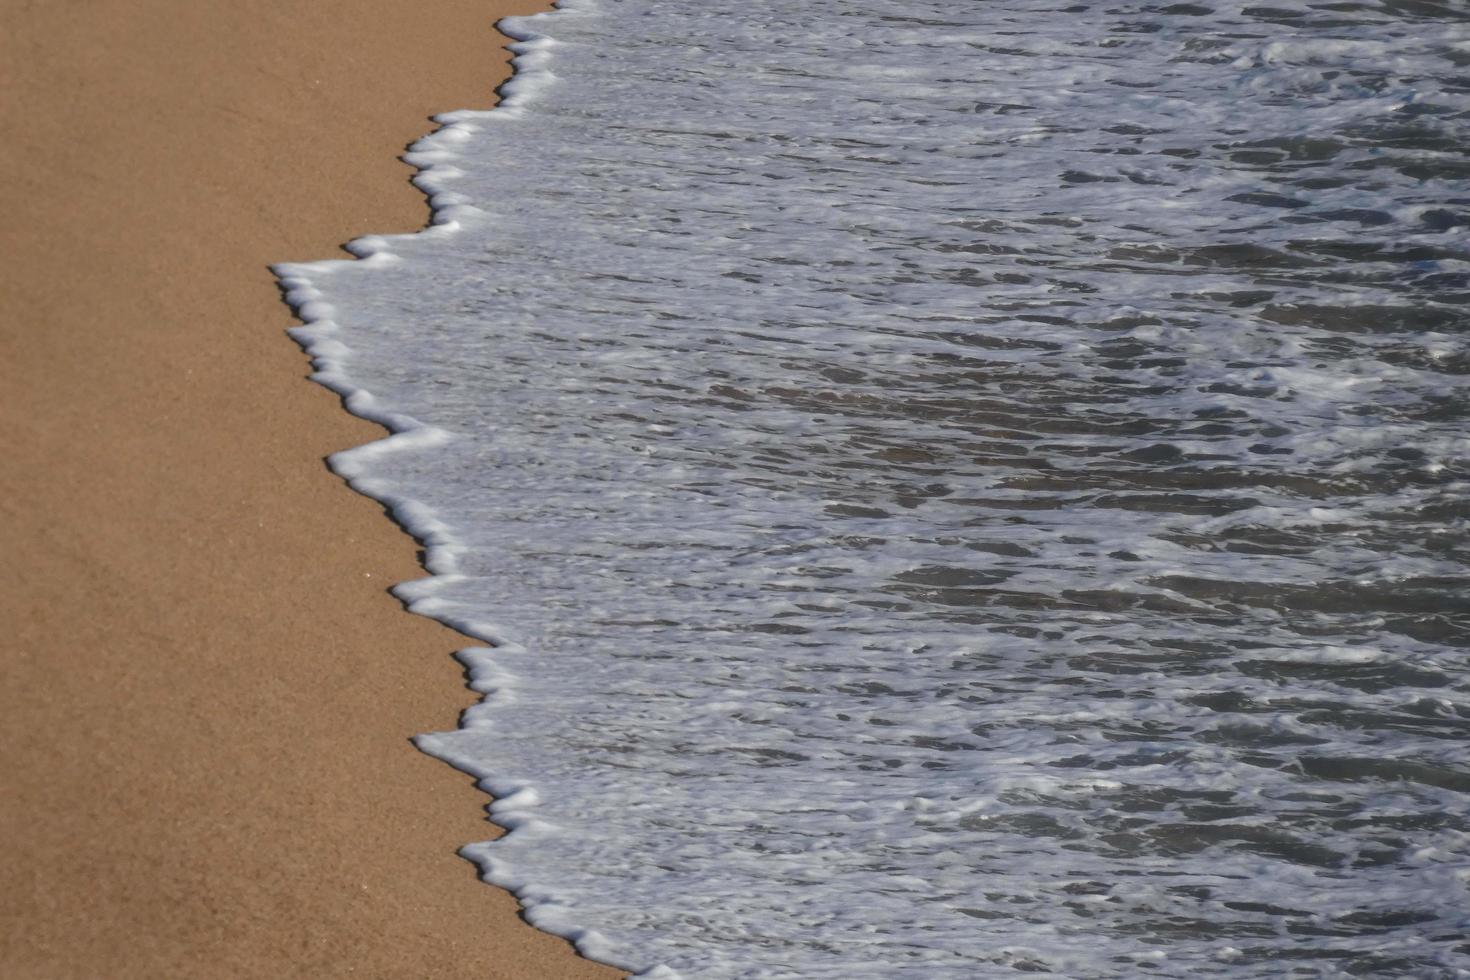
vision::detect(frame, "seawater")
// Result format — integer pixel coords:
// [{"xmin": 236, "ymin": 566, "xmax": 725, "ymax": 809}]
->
[{"xmin": 276, "ymin": 1, "xmax": 1470, "ymax": 976}]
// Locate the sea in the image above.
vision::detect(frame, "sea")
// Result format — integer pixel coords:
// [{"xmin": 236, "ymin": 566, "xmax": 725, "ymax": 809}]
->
[{"xmin": 275, "ymin": 0, "xmax": 1470, "ymax": 976}]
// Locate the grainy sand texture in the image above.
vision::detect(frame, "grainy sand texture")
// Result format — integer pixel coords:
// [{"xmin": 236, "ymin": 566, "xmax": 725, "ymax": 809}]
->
[{"xmin": 0, "ymin": 2, "xmax": 625, "ymax": 977}]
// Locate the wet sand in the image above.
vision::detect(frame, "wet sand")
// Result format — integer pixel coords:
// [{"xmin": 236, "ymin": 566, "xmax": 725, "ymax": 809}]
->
[{"xmin": 0, "ymin": 2, "xmax": 624, "ymax": 976}]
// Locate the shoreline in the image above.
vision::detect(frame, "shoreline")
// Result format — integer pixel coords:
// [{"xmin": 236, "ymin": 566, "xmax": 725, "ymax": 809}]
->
[{"xmin": 0, "ymin": 2, "xmax": 623, "ymax": 977}]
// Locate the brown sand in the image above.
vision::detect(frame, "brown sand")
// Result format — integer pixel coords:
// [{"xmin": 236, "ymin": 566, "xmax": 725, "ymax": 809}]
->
[{"xmin": 0, "ymin": 2, "xmax": 626, "ymax": 977}]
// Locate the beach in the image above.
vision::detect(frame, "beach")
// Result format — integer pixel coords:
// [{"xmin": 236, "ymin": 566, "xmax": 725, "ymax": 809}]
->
[
  {"xmin": 6, "ymin": 0, "xmax": 1469, "ymax": 974},
  {"xmin": 250, "ymin": 1, "xmax": 1470, "ymax": 974},
  {"xmin": 0, "ymin": 1, "xmax": 623, "ymax": 976}
]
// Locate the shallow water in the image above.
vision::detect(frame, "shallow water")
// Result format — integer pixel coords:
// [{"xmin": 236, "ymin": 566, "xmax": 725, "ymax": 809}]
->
[{"xmin": 278, "ymin": 0, "xmax": 1470, "ymax": 975}]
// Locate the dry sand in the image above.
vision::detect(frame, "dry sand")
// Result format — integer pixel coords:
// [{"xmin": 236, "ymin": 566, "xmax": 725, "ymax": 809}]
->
[{"xmin": 0, "ymin": 2, "xmax": 625, "ymax": 977}]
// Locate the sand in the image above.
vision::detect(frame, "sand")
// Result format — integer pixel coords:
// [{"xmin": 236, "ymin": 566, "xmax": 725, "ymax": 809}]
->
[{"xmin": 0, "ymin": 2, "xmax": 625, "ymax": 977}]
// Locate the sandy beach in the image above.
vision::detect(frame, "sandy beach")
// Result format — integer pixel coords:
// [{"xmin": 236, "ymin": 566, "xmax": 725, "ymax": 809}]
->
[{"xmin": 0, "ymin": 2, "xmax": 623, "ymax": 976}]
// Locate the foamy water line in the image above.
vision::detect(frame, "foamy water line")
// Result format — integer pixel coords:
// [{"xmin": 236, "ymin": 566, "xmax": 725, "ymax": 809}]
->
[{"xmin": 278, "ymin": 1, "xmax": 1470, "ymax": 976}]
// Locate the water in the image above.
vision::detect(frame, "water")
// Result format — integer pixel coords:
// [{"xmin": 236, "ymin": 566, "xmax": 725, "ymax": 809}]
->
[{"xmin": 276, "ymin": 0, "xmax": 1470, "ymax": 975}]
